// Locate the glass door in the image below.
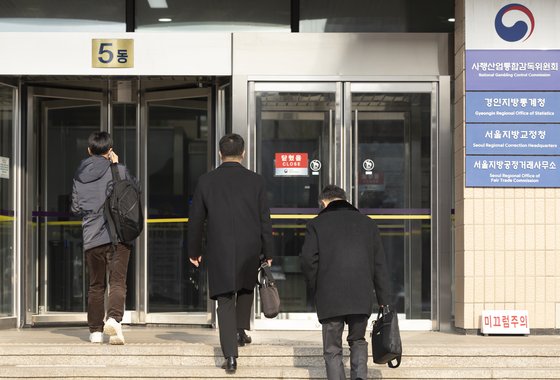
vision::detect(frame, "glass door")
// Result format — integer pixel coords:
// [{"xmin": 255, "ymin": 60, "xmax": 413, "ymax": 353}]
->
[
  {"xmin": 142, "ymin": 88, "xmax": 213, "ymax": 324},
  {"xmin": 347, "ymin": 83, "xmax": 434, "ymax": 329},
  {"xmin": 251, "ymin": 82, "xmax": 339, "ymax": 329},
  {"xmin": 27, "ymin": 87, "xmax": 106, "ymax": 323},
  {"xmin": 0, "ymin": 82, "xmax": 16, "ymax": 328},
  {"xmin": 249, "ymin": 81, "xmax": 437, "ymax": 330}
]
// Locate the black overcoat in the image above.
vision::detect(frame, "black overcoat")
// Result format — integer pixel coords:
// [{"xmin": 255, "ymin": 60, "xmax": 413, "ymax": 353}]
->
[
  {"xmin": 300, "ymin": 200, "xmax": 390, "ymax": 321},
  {"xmin": 187, "ymin": 162, "xmax": 273, "ymax": 299}
]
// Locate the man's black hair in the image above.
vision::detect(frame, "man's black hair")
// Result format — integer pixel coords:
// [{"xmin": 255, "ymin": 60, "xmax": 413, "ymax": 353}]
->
[
  {"xmin": 219, "ymin": 133, "xmax": 244, "ymax": 158},
  {"xmin": 319, "ymin": 184, "xmax": 347, "ymax": 202},
  {"xmin": 88, "ymin": 131, "xmax": 113, "ymax": 155}
]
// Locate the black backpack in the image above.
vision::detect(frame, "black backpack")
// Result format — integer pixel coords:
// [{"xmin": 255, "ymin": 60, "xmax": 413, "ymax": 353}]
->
[{"xmin": 104, "ymin": 164, "xmax": 143, "ymax": 245}]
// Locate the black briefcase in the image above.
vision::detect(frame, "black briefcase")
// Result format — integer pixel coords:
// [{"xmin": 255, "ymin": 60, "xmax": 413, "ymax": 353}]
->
[
  {"xmin": 258, "ymin": 262, "xmax": 280, "ymax": 318},
  {"xmin": 371, "ymin": 305, "xmax": 402, "ymax": 368}
]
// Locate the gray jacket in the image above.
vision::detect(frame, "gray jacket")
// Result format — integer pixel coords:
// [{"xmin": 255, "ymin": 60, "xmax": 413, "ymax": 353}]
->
[{"xmin": 71, "ymin": 155, "xmax": 136, "ymax": 251}]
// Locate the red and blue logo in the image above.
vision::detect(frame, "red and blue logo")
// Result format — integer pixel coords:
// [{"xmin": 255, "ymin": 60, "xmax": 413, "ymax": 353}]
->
[{"xmin": 495, "ymin": 3, "xmax": 535, "ymax": 42}]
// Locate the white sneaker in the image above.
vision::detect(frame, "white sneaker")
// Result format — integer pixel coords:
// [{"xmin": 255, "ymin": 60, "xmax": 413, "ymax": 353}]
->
[
  {"xmin": 89, "ymin": 331, "xmax": 104, "ymax": 343},
  {"xmin": 103, "ymin": 317, "xmax": 125, "ymax": 345}
]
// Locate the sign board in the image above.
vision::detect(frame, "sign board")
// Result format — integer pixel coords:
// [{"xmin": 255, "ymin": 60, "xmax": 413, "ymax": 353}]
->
[
  {"xmin": 274, "ymin": 153, "xmax": 308, "ymax": 177},
  {"xmin": 92, "ymin": 39, "xmax": 134, "ymax": 68},
  {"xmin": 465, "ymin": 0, "xmax": 560, "ymax": 50},
  {"xmin": 466, "ymin": 92, "xmax": 560, "ymax": 123},
  {"xmin": 466, "ymin": 124, "xmax": 560, "ymax": 155},
  {"xmin": 466, "ymin": 156, "xmax": 559, "ymax": 187},
  {"xmin": 481, "ymin": 310, "xmax": 529, "ymax": 335},
  {"xmin": 0, "ymin": 156, "xmax": 9, "ymax": 179},
  {"xmin": 466, "ymin": 50, "xmax": 560, "ymax": 91},
  {"xmin": 465, "ymin": 1, "xmax": 560, "ymax": 188}
]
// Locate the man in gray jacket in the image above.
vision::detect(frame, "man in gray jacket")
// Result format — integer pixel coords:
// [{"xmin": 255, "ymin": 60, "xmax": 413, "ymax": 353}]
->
[
  {"xmin": 71, "ymin": 131, "xmax": 137, "ymax": 345},
  {"xmin": 301, "ymin": 185, "xmax": 390, "ymax": 380}
]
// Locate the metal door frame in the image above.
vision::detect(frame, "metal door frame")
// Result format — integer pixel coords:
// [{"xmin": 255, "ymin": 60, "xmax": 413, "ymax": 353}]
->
[
  {"xmin": 140, "ymin": 87, "xmax": 214, "ymax": 325},
  {"xmin": 246, "ymin": 79, "xmax": 451, "ymax": 331},
  {"xmin": 26, "ymin": 87, "xmax": 107, "ymax": 325},
  {"xmin": 0, "ymin": 80, "xmax": 19, "ymax": 329},
  {"xmin": 346, "ymin": 82, "xmax": 436, "ymax": 331},
  {"xmin": 248, "ymin": 81, "xmax": 340, "ymax": 329}
]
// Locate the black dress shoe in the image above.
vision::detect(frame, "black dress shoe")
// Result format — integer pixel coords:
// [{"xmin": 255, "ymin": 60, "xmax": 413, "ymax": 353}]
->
[
  {"xmin": 237, "ymin": 331, "xmax": 252, "ymax": 346},
  {"xmin": 221, "ymin": 357, "xmax": 237, "ymax": 373}
]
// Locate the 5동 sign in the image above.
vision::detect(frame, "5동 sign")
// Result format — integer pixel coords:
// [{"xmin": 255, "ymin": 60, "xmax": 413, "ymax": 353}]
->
[{"xmin": 92, "ymin": 39, "xmax": 134, "ymax": 68}]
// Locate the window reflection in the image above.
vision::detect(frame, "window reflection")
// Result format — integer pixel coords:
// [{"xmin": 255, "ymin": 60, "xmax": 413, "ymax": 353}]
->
[
  {"xmin": 0, "ymin": 85, "xmax": 14, "ymax": 317},
  {"xmin": 256, "ymin": 90, "xmax": 334, "ymax": 316},
  {"xmin": 353, "ymin": 91, "xmax": 431, "ymax": 319},
  {"xmin": 147, "ymin": 96, "xmax": 209, "ymax": 313},
  {"xmin": 113, "ymin": 103, "xmax": 138, "ymax": 311},
  {"xmin": 0, "ymin": 0, "xmax": 125, "ymax": 31},
  {"xmin": 136, "ymin": 0, "xmax": 289, "ymax": 31},
  {"xmin": 300, "ymin": 0, "xmax": 454, "ymax": 33}
]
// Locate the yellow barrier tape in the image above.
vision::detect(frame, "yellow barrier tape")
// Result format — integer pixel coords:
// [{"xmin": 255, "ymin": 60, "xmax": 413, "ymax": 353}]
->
[
  {"xmin": 45, "ymin": 221, "xmax": 82, "ymax": 226},
  {"xmin": 0, "ymin": 215, "xmax": 15, "ymax": 222},
  {"xmin": 37, "ymin": 215, "xmax": 430, "ymax": 226},
  {"xmin": 147, "ymin": 218, "xmax": 189, "ymax": 224},
  {"xmin": 271, "ymin": 214, "xmax": 431, "ymax": 220}
]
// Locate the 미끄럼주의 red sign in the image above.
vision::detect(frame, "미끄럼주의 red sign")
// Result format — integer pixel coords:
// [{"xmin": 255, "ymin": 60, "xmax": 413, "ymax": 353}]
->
[
  {"xmin": 481, "ymin": 310, "xmax": 529, "ymax": 335},
  {"xmin": 275, "ymin": 153, "xmax": 309, "ymax": 177}
]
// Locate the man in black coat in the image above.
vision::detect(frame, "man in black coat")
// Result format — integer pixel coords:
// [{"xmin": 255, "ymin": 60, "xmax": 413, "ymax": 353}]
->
[
  {"xmin": 188, "ymin": 133, "xmax": 273, "ymax": 373},
  {"xmin": 301, "ymin": 185, "xmax": 390, "ymax": 380}
]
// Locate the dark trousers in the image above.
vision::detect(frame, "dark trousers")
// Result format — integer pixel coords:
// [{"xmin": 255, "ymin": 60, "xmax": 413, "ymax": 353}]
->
[
  {"xmin": 85, "ymin": 243, "xmax": 130, "ymax": 333},
  {"xmin": 216, "ymin": 289, "xmax": 253, "ymax": 358},
  {"xmin": 321, "ymin": 314, "xmax": 369, "ymax": 380}
]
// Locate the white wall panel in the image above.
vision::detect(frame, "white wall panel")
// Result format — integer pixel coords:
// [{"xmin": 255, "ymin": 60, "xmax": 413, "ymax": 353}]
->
[{"xmin": 0, "ymin": 33, "xmax": 231, "ymax": 75}]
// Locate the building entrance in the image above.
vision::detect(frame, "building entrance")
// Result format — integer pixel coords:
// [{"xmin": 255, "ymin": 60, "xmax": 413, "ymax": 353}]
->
[
  {"xmin": 24, "ymin": 78, "xmax": 220, "ymax": 326},
  {"xmin": 249, "ymin": 82, "xmax": 436, "ymax": 330}
]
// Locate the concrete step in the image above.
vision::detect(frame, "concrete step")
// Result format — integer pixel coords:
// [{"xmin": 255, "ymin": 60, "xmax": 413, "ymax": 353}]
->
[
  {"xmin": 2, "ymin": 329, "xmax": 560, "ymax": 379},
  {"xmin": 0, "ymin": 343, "xmax": 559, "ymax": 368},
  {"xmin": 3, "ymin": 365, "xmax": 560, "ymax": 379}
]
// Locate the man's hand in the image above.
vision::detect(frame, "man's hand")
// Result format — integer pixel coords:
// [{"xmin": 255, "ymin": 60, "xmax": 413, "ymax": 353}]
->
[
  {"xmin": 109, "ymin": 150, "xmax": 119, "ymax": 164},
  {"xmin": 189, "ymin": 256, "xmax": 202, "ymax": 267}
]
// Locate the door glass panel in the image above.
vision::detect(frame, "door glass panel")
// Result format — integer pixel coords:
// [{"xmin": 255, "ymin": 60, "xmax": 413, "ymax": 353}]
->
[
  {"xmin": 112, "ymin": 103, "xmax": 137, "ymax": 311},
  {"xmin": 0, "ymin": 85, "xmax": 15, "ymax": 317},
  {"xmin": 255, "ymin": 89, "xmax": 334, "ymax": 317},
  {"xmin": 352, "ymin": 91, "xmax": 431, "ymax": 319},
  {"xmin": 147, "ymin": 96, "xmax": 209, "ymax": 313},
  {"xmin": 39, "ymin": 98, "xmax": 101, "ymax": 312}
]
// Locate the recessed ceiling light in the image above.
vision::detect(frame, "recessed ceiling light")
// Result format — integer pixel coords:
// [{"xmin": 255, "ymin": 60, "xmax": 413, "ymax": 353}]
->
[
  {"xmin": 148, "ymin": 0, "xmax": 168, "ymax": 8},
  {"xmin": 158, "ymin": 18, "xmax": 172, "ymax": 22},
  {"xmin": 448, "ymin": 18, "xmax": 456, "ymax": 22}
]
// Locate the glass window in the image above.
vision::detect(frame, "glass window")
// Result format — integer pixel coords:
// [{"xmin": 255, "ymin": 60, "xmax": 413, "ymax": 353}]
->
[
  {"xmin": 352, "ymin": 91, "xmax": 432, "ymax": 319},
  {"xmin": 255, "ymin": 89, "xmax": 335, "ymax": 315},
  {"xmin": 300, "ymin": 0, "xmax": 454, "ymax": 33},
  {"xmin": 136, "ymin": 0, "xmax": 289, "ymax": 31},
  {"xmin": 147, "ymin": 94, "xmax": 210, "ymax": 313},
  {"xmin": 112, "ymin": 101, "xmax": 138, "ymax": 311},
  {"xmin": 41, "ymin": 99, "xmax": 101, "ymax": 312},
  {"xmin": 0, "ymin": 84, "xmax": 14, "ymax": 317},
  {"xmin": 0, "ymin": 0, "xmax": 125, "ymax": 32}
]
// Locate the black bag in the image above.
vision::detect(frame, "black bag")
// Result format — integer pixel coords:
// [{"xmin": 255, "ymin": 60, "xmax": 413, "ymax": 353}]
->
[
  {"xmin": 258, "ymin": 262, "xmax": 280, "ymax": 318},
  {"xmin": 371, "ymin": 305, "xmax": 402, "ymax": 368},
  {"xmin": 104, "ymin": 163, "xmax": 143, "ymax": 244}
]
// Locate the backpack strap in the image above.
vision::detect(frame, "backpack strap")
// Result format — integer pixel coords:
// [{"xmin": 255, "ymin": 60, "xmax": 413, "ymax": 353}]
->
[
  {"xmin": 110, "ymin": 163, "xmax": 122, "ymax": 181},
  {"xmin": 104, "ymin": 163, "xmax": 121, "ymax": 246}
]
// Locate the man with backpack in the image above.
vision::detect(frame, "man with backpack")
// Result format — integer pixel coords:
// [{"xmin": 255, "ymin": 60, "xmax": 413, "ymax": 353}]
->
[{"xmin": 71, "ymin": 131, "xmax": 141, "ymax": 345}]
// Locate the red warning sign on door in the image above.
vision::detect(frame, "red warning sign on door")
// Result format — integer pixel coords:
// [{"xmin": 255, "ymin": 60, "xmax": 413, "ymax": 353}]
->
[{"xmin": 274, "ymin": 153, "xmax": 309, "ymax": 177}]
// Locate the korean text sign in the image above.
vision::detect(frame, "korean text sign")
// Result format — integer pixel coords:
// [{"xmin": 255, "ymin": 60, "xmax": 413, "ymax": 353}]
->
[
  {"xmin": 92, "ymin": 39, "xmax": 134, "ymax": 68},
  {"xmin": 274, "ymin": 153, "xmax": 309, "ymax": 177},
  {"xmin": 481, "ymin": 310, "xmax": 529, "ymax": 335}
]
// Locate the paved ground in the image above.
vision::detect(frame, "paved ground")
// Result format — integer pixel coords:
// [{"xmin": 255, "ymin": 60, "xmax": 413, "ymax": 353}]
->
[{"xmin": 0, "ymin": 326, "xmax": 558, "ymax": 348}]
